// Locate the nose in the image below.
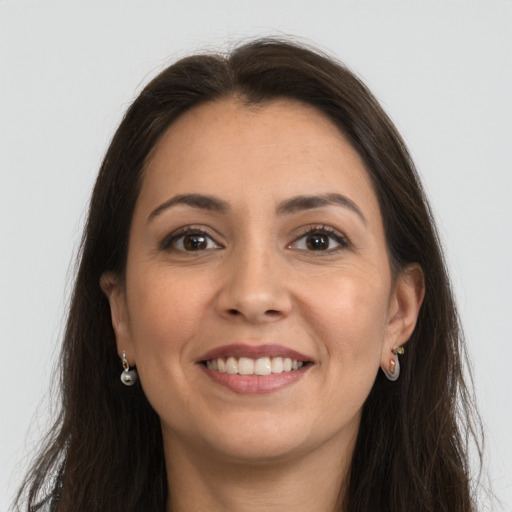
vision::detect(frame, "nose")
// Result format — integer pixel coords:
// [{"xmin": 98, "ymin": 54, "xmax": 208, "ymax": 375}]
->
[{"xmin": 215, "ymin": 244, "xmax": 292, "ymax": 324}]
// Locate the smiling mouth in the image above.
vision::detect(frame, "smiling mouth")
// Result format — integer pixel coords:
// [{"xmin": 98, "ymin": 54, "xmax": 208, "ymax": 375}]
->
[{"xmin": 202, "ymin": 356, "xmax": 309, "ymax": 376}]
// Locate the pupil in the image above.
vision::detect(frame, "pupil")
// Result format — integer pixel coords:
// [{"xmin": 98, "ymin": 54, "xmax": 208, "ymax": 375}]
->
[
  {"xmin": 184, "ymin": 235, "xmax": 207, "ymax": 251},
  {"xmin": 306, "ymin": 234, "xmax": 328, "ymax": 250}
]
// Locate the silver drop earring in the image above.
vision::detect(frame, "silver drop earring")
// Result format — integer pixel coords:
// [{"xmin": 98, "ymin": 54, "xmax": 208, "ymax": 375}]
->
[
  {"xmin": 120, "ymin": 350, "xmax": 138, "ymax": 386},
  {"xmin": 383, "ymin": 346, "xmax": 404, "ymax": 382}
]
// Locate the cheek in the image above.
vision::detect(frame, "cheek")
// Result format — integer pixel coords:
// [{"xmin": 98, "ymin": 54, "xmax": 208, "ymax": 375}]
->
[
  {"xmin": 299, "ymin": 266, "xmax": 390, "ymax": 370},
  {"xmin": 290, "ymin": 268, "xmax": 391, "ymax": 438},
  {"xmin": 124, "ymin": 268, "xmax": 214, "ymax": 393},
  {"xmin": 128, "ymin": 268, "xmax": 209, "ymax": 341},
  {"xmin": 124, "ymin": 269, "xmax": 214, "ymax": 426}
]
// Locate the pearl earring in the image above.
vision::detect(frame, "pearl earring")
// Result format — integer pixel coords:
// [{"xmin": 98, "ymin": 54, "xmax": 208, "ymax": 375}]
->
[
  {"xmin": 383, "ymin": 346, "xmax": 404, "ymax": 382},
  {"xmin": 120, "ymin": 351, "xmax": 138, "ymax": 386}
]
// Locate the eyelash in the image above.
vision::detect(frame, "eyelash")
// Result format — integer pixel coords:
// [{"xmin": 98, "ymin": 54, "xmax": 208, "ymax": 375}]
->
[
  {"xmin": 289, "ymin": 225, "xmax": 349, "ymax": 253},
  {"xmin": 159, "ymin": 226, "xmax": 223, "ymax": 252},
  {"xmin": 159, "ymin": 225, "xmax": 349, "ymax": 253}
]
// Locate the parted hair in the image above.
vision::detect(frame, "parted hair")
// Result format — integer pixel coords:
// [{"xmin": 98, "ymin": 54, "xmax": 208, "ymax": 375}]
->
[{"xmin": 15, "ymin": 37, "xmax": 482, "ymax": 512}]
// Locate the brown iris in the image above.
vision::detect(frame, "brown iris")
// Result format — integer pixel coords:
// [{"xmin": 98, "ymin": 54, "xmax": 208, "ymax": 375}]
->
[
  {"xmin": 183, "ymin": 234, "xmax": 208, "ymax": 251},
  {"xmin": 306, "ymin": 233, "xmax": 330, "ymax": 250}
]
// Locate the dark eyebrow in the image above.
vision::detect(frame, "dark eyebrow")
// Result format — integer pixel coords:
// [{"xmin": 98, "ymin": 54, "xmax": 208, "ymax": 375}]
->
[
  {"xmin": 147, "ymin": 193, "xmax": 230, "ymax": 222},
  {"xmin": 276, "ymin": 193, "xmax": 367, "ymax": 225}
]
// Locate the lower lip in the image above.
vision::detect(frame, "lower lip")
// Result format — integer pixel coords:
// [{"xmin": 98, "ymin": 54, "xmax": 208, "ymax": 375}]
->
[{"xmin": 199, "ymin": 364, "xmax": 312, "ymax": 394}]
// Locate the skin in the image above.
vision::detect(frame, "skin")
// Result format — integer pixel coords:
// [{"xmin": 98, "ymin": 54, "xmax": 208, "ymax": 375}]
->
[{"xmin": 102, "ymin": 98, "xmax": 424, "ymax": 512}]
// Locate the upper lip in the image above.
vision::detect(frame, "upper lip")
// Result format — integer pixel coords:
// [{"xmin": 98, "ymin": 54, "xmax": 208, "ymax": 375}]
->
[{"xmin": 198, "ymin": 344, "xmax": 313, "ymax": 363}]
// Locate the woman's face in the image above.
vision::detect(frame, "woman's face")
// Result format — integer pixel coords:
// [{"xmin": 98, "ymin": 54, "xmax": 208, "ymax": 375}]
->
[{"xmin": 104, "ymin": 98, "xmax": 421, "ymax": 465}]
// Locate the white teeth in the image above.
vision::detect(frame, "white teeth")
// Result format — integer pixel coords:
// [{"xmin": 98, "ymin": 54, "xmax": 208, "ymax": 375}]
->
[
  {"xmin": 271, "ymin": 357, "xmax": 284, "ymax": 374},
  {"xmin": 226, "ymin": 356, "xmax": 238, "ymax": 374},
  {"xmin": 238, "ymin": 357, "xmax": 255, "ymax": 375},
  {"xmin": 254, "ymin": 357, "xmax": 272, "ymax": 376},
  {"xmin": 205, "ymin": 356, "xmax": 306, "ymax": 375}
]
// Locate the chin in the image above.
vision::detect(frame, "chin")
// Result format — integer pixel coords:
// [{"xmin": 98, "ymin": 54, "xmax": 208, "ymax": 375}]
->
[
  {"xmin": 195, "ymin": 412, "xmax": 342, "ymax": 465},
  {"xmin": 206, "ymin": 433, "xmax": 312, "ymax": 465}
]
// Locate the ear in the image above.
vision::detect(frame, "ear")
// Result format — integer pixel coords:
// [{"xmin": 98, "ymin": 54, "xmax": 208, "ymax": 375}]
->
[
  {"xmin": 381, "ymin": 263, "xmax": 425, "ymax": 365},
  {"xmin": 100, "ymin": 272, "xmax": 135, "ymax": 365}
]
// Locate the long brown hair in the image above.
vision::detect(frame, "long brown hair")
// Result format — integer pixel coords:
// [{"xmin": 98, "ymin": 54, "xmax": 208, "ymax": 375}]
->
[{"xmin": 15, "ymin": 37, "xmax": 483, "ymax": 512}]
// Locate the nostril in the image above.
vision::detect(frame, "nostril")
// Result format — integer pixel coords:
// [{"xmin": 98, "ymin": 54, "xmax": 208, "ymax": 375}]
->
[
  {"xmin": 265, "ymin": 310, "xmax": 280, "ymax": 316},
  {"xmin": 228, "ymin": 309, "xmax": 241, "ymax": 316}
]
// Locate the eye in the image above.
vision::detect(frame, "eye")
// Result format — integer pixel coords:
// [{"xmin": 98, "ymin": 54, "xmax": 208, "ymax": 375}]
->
[
  {"xmin": 161, "ymin": 228, "xmax": 223, "ymax": 252},
  {"xmin": 289, "ymin": 227, "xmax": 348, "ymax": 252}
]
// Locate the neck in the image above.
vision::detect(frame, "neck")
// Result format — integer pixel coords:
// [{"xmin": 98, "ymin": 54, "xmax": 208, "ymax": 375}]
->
[{"xmin": 163, "ymin": 429, "xmax": 356, "ymax": 512}]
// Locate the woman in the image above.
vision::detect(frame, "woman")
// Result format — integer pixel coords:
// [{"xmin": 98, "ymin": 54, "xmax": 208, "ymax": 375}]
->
[{"xmin": 15, "ymin": 38, "xmax": 483, "ymax": 512}]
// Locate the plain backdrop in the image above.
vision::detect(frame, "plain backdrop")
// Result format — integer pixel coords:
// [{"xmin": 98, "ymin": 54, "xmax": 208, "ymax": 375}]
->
[{"xmin": 1, "ymin": 1, "xmax": 511, "ymax": 510}]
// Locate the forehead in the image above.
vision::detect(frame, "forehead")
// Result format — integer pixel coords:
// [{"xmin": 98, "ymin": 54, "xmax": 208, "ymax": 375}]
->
[{"xmin": 140, "ymin": 98, "xmax": 381, "ymax": 224}]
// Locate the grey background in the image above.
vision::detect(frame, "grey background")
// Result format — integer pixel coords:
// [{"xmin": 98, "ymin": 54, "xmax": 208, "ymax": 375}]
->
[{"xmin": 1, "ymin": 1, "xmax": 511, "ymax": 510}]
